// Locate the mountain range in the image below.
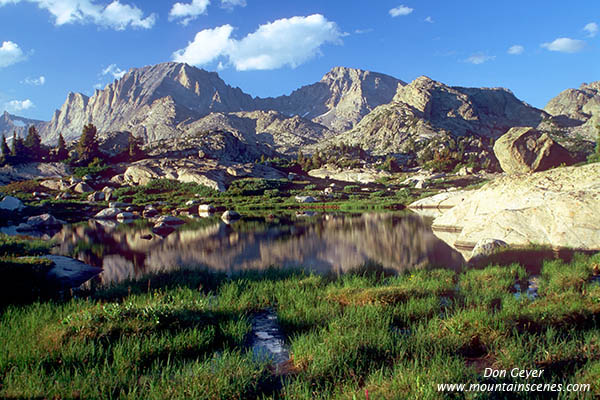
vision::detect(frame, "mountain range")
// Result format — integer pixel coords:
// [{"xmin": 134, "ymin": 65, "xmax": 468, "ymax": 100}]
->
[
  {"xmin": 3, "ymin": 62, "xmax": 598, "ymax": 157},
  {"xmin": 0, "ymin": 112, "xmax": 45, "ymax": 140}
]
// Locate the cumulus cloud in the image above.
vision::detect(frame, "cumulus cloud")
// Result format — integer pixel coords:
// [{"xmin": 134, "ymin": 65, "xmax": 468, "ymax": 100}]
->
[
  {"xmin": 220, "ymin": 0, "xmax": 245, "ymax": 9},
  {"xmin": 584, "ymin": 22, "xmax": 598, "ymax": 38},
  {"xmin": 0, "ymin": 0, "xmax": 156, "ymax": 30},
  {"xmin": 389, "ymin": 5, "xmax": 413, "ymax": 17},
  {"xmin": 0, "ymin": 40, "xmax": 26, "ymax": 68},
  {"xmin": 507, "ymin": 45, "xmax": 524, "ymax": 55},
  {"xmin": 23, "ymin": 75, "xmax": 46, "ymax": 85},
  {"xmin": 173, "ymin": 14, "xmax": 343, "ymax": 71},
  {"xmin": 4, "ymin": 99, "xmax": 34, "ymax": 112},
  {"xmin": 169, "ymin": 0, "xmax": 209, "ymax": 25},
  {"xmin": 424, "ymin": 16, "xmax": 434, "ymax": 23},
  {"xmin": 173, "ymin": 25, "xmax": 233, "ymax": 65},
  {"xmin": 465, "ymin": 53, "xmax": 495, "ymax": 64},
  {"xmin": 541, "ymin": 37, "xmax": 585, "ymax": 53},
  {"xmin": 102, "ymin": 63, "xmax": 126, "ymax": 79}
]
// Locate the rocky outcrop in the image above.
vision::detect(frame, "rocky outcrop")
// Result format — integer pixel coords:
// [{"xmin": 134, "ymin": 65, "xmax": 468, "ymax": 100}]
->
[
  {"xmin": 40, "ymin": 63, "xmax": 256, "ymax": 143},
  {"xmin": 330, "ymin": 76, "xmax": 548, "ymax": 155},
  {"xmin": 493, "ymin": 127, "xmax": 575, "ymax": 174},
  {"xmin": 295, "ymin": 196, "xmax": 317, "ymax": 203},
  {"xmin": 94, "ymin": 208, "xmax": 122, "ymax": 220},
  {"xmin": 221, "ymin": 210, "xmax": 241, "ymax": 222},
  {"xmin": 0, "ymin": 162, "xmax": 71, "ymax": 185},
  {"xmin": 470, "ymin": 239, "xmax": 509, "ymax": 262},
  {"xmin": 0, "ymin": 196, "xmax": 24, "ymax": 211},
  {"xmin": 545, "ymin": 81, "xmax": 600, "ymax": 139},
  {"xmin": 0, "ymin": 111, "xmax": 45, "ymax": 139},
  {"xmin": 25, "ymin": 214, "xmax": 65, "ymax": 229},
  {"xmin": 408, "ymin": 190, "xmax": 474, "ymax": 217},
  {"xmin": 431, "ymin": 163, "xmax": 600, "ymax": 252},
  {"xmin": 118, "ymin": 158, "xmax": 285, "ymax": 192},
  {"xmin": 38, "ymin": 64, "xmax": 405, "ymax": 148},
  {"xmin": 176, "ymin": 168, "xmax": 226, "ymax": 192},
  {"xmin": 257, "ymin": 67, "xmax": 404, "ymax": 132},
  {"xmin": 74, "ymin": 182, "xmax": 93, "ymax": 193},
  {"xmin": 43, "ymin": 255, "xmax": 102, "ymax": 289},
  {"xmin": 123, "ymin": 165, "xmax": 161, "ymax": 186},
  {"xmin": 308, "ymin": 165, "xmax": 391, "ymax": 183},
  {"xmin": 182, "ymin": 110, "xmax": 334, "ymax": 155}
]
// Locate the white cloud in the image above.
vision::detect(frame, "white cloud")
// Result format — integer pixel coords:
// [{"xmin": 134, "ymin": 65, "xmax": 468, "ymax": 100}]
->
[
  {"xmin": 173, "ymin": 25, "xmax": 233, "ymax": 65},
  {"xmin": 102, "ymin": 63, "xmax": 126, "ymax": 79},
  {"xmin": 0, "ymin": 0, "xmax": 156, "ymax": 30},
  {"xmin": 424, "ymin": 16, "xmax": 434, "ymax": 23},
  {"xmin": 507, "ymin": 45, "xmax": 524, "ymax": 55},
  {"xmin": 4, "ymin": 99, "xmax": 34, "ymax": 112},
  {"xmin": 220, "ymin": 0, "xmax": 245, "ymax": 9},
  {"xmin": 0, "ymin": 40, "xmax": 26, "ymax": 68},
  {"xmin": 465, "ymin": 53, "xmax": 495, "ymax": 64},
  {"xmin": 584, "ymin": 22, "xmax": 598, "ymax": 38},
  {"xmin": 173, "ymin": 14, "xmax": 343, "ymax": 71},
  {"xmin": 23, "ymin": 75, "xmax": 46, "ymax": 85},
  {"xmin": 389, "ymin": 5, "xmax": 413, "ymax": 17},
  {"xmin": 169, "ymin": 0, "xmax": 209, "ymax": 25},
  {"xmin": 101, "ymin": 1, "xmax": 156, "ymax": 29},
  {"xmin": 354, "ymin": 28, "xmax": 373, "ymax": 34},
  {"xmin": 541, "ymin": 37, "xmax": 585, "ymax": 53}
]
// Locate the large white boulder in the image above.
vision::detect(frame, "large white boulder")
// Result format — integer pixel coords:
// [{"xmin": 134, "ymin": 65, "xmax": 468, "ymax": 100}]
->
[
  {"xmin": 431, "ymin": 163, "xmax": 600, "ymax": 251},
  {"xmin": 94, "ymin": 208, "xmax": 122, "ymax": 220}
]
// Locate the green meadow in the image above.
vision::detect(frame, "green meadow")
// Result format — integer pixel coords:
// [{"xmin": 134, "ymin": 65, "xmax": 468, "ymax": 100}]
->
[{"xmin": 1, "ymin": 245, "xmax": 599, "ymax": 399}]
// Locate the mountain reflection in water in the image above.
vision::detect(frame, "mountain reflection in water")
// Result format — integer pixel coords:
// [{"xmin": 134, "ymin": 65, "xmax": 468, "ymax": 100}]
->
[{"xmin": 51, "ymin": 212, "xmax": 465, "ymax": 284}]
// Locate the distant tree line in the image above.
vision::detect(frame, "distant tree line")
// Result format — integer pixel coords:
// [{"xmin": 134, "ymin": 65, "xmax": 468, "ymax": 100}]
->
[{"xmin": 0, "ymin": 123, "xmax": 145, "ymax": 167}]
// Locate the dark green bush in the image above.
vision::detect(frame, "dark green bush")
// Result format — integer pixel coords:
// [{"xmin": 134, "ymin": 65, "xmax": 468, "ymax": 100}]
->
[
  {"xmin": 112, "ymin": 179, "xmax": 218, "ymax": 206},
  {"xmin": 263, "ymin": 189, "xmax": 281, "ymax": 198},
  {"xmin": 227, "ymin": 178, "xmax": 285, "ymax": 196}
]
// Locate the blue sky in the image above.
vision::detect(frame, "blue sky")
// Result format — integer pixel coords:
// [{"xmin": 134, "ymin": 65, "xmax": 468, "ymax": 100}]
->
[{"xmin": 0, "ymin": 0, "xmax": 598, "ymax": 121}]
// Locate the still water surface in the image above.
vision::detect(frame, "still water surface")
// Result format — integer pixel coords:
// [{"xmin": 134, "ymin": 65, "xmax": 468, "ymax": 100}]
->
[{"xmin": 47, "ymin": 212, "xmax": 464, "ymax": 285}]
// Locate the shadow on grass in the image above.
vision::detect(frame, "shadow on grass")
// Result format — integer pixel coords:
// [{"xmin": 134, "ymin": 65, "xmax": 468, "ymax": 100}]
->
[{"xmin": 469, "ymin": 246, "xmax": 599, "ymax": 275}]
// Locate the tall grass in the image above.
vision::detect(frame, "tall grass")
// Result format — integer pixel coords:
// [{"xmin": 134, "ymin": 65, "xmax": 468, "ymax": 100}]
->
[{"xmin": 1, "ymin": 252, "xmax": 599, "ymax": 399}]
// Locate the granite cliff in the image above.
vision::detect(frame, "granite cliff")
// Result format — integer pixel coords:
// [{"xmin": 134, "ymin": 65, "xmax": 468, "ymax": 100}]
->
[
  {"xmin": 544, "ymin": 81, "xmax": 600, "ymax": 139},
  {"xmin": 329, "ymin": 76, "xmax": 549, "ymax": 154},
  {"xmin": 3, "ymin": 62, "xmax": 596, "ymax": 161}
]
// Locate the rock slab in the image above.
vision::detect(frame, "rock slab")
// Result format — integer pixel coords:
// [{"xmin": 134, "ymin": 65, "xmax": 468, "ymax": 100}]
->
[{"xmin": 432, "ymin": 163, "xmax": 600, "ymax": 251}]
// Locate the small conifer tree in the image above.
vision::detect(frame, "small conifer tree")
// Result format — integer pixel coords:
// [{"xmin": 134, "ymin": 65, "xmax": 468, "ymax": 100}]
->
[
  {"xmin": 0, "ymin": 135, "xmax": 9, "ymax": 164},
  {"xmin": 24, "ymin": 125, "xmax": 42, "ymax": 161},
  {"xmin": 77, "ymin": 124, "xmax": 99, "ymax": 163},
  {"xmin": 56, "ymin": 133, "xmax": 69, "ymax": 161}
]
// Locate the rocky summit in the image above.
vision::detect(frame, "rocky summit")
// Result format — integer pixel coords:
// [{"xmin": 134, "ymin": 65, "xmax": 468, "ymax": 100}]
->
[
  {"xmin": 3, "ymin": 62, "xmax": 594, "ymax": 164},
  {"xmin": 0, "ymin": 111, "xmax": 45, "ymax": 139},
  {"xmin": 544, "ymin": 81, "xmax": 600, "ymax": 139},
  {"xmin": 330, "ymin": 76, "xmax": 549, "ymax": 155},
  {"xmin": 36, "ymin": 63, "xmax": 403, "ymax": 147}
]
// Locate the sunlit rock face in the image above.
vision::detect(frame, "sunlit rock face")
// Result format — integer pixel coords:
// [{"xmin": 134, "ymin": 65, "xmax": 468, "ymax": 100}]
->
[
  {"xmin": 51, "ymin": 213, "xmax": 464, "ymax": 284},
  {"xmin": 430, "ymin": 163, "xmax": 600, "ymax": 256}
]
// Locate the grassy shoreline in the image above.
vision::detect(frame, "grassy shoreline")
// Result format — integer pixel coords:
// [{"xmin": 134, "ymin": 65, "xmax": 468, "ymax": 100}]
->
[{"xmin": 1, "ymin": 251, "xmax": 599, "ymax": 399}]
